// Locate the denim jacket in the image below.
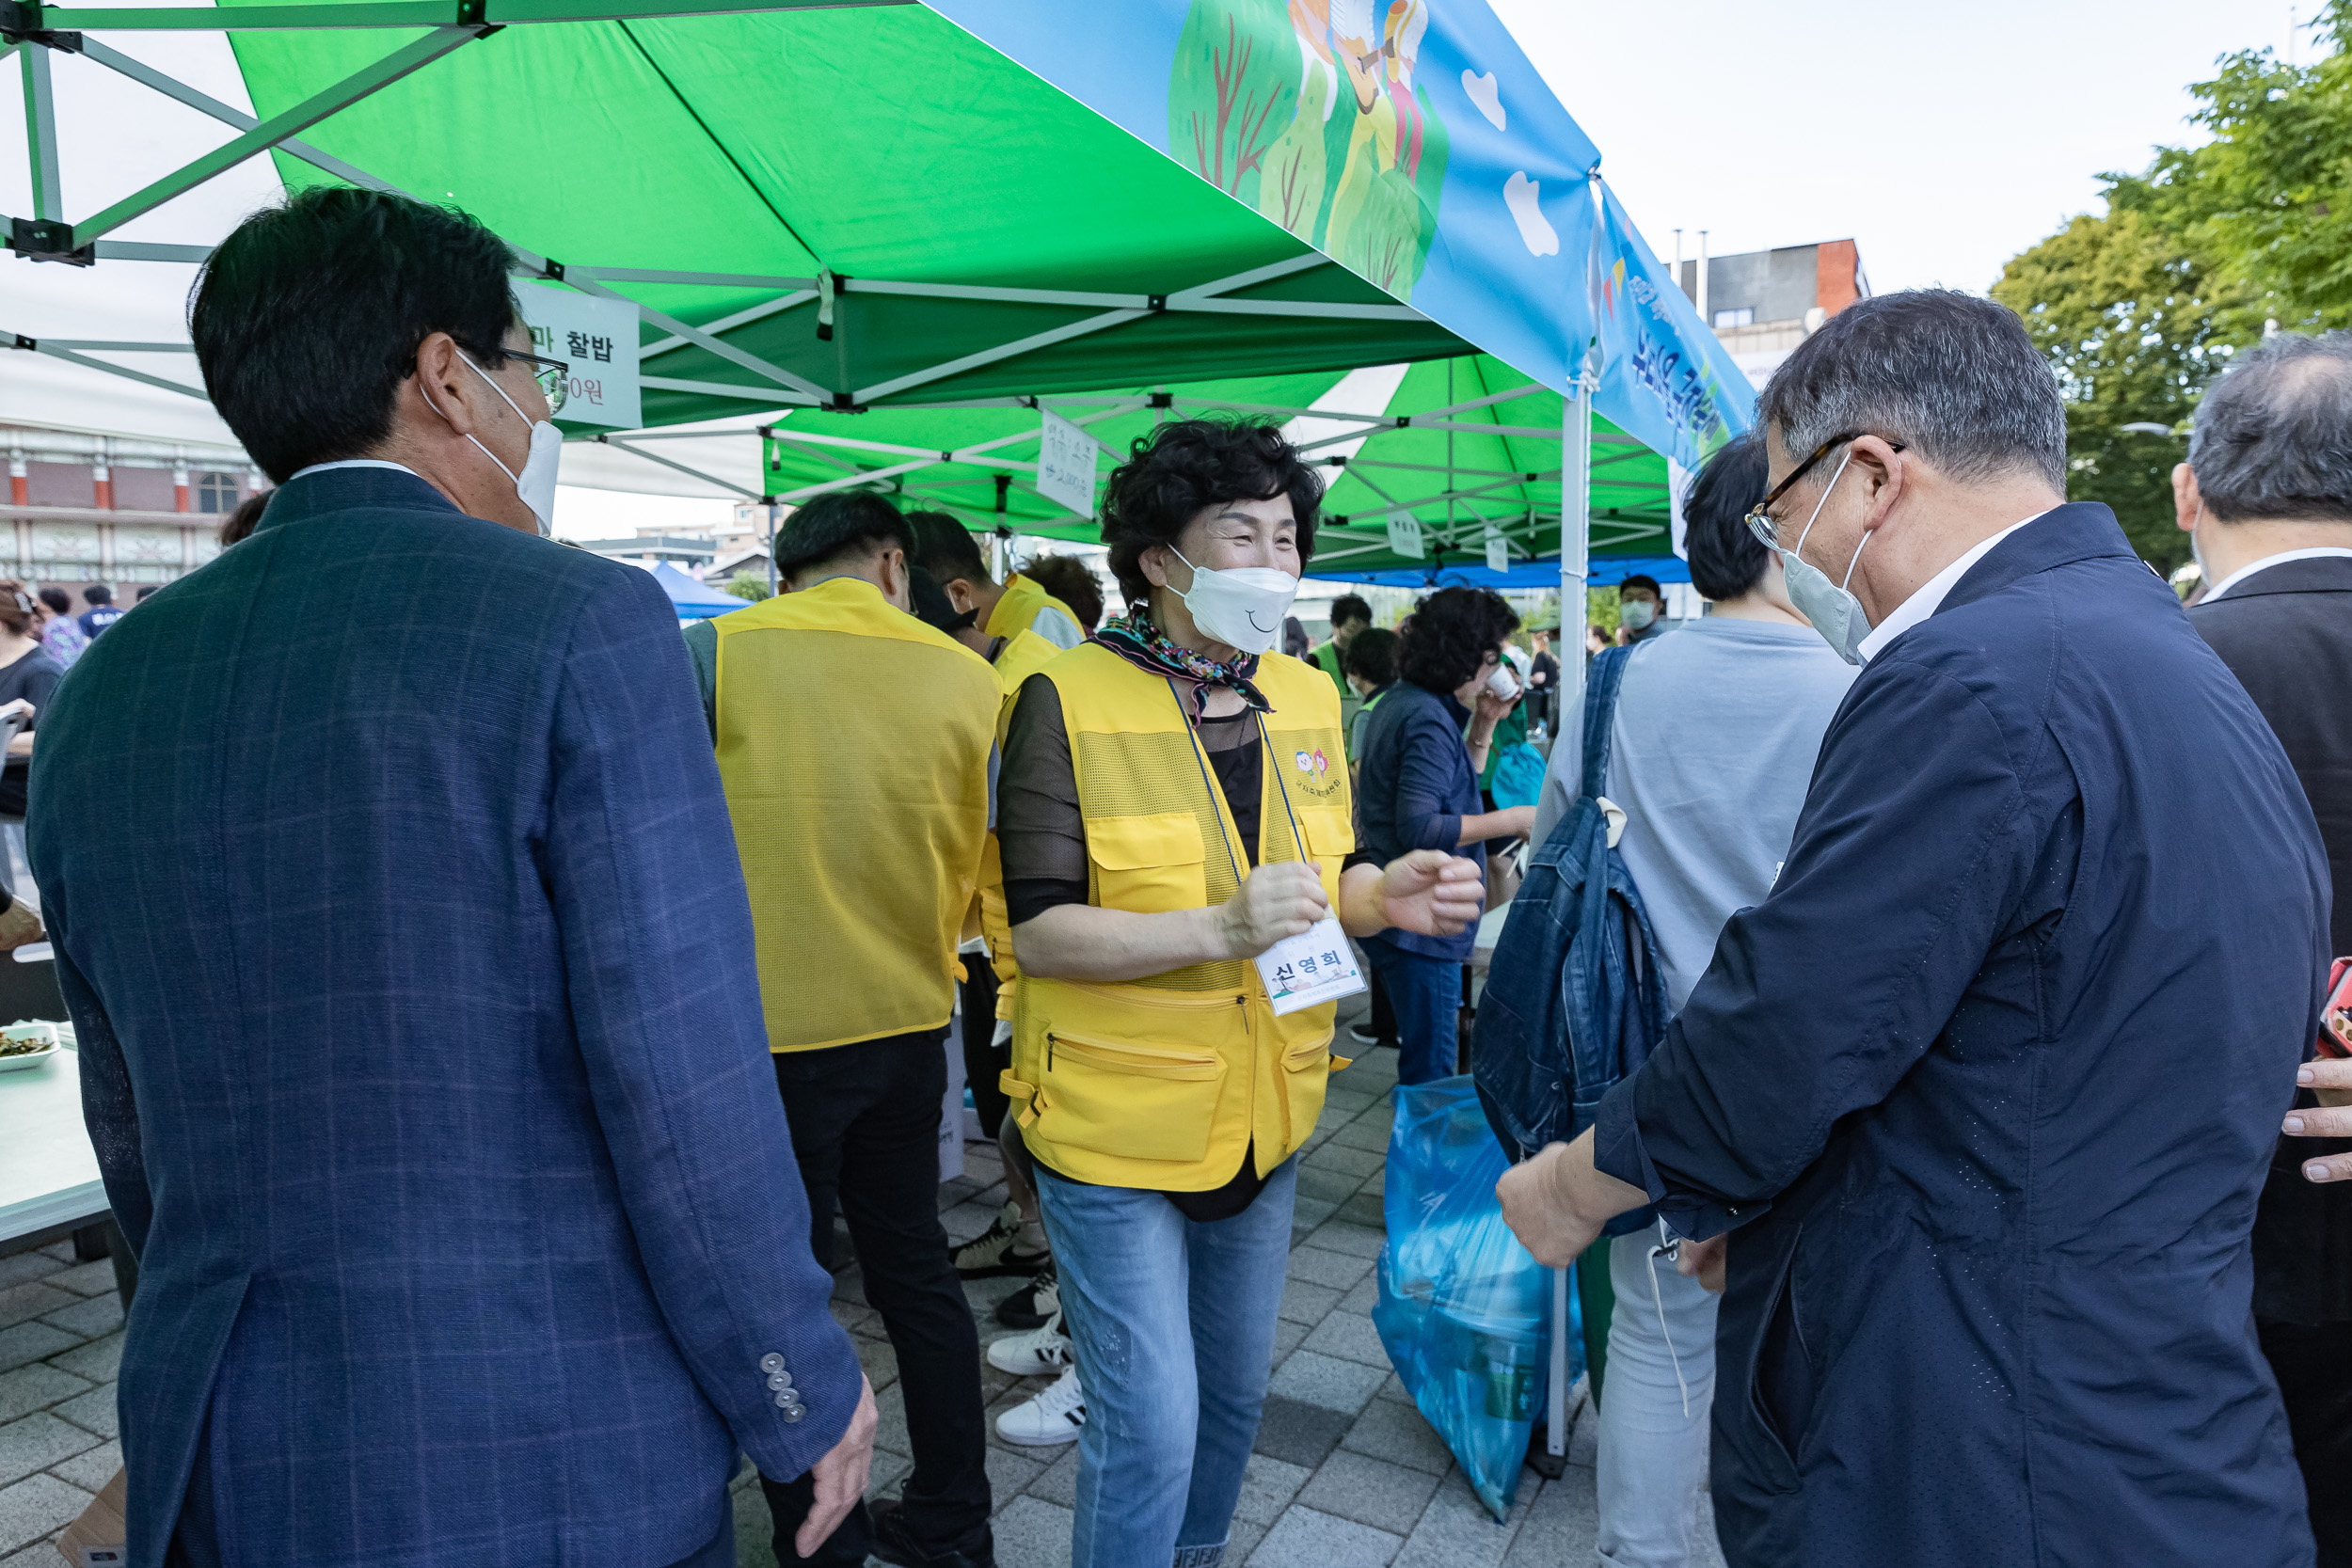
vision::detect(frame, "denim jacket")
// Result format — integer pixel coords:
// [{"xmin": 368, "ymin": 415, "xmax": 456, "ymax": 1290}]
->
[{"xmin": 1470, "ymin": 647, "xmax": 1667, "ymax": 1233}]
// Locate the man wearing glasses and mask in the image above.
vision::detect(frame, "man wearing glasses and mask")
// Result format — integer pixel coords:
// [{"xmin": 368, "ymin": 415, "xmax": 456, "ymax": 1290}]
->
[
  {"xmin": 30, "ymin": 188, "xmax": 874, "ymax": 1568},
  {"xmin": 1496, "ymin": 291, "xmax": 2329, "ymax": 1567}
]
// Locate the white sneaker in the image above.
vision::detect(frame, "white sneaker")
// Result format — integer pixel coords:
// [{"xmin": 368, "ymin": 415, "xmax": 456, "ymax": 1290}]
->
[
  {"xmin": 986, "ymin": 1312, "xmax": 1074, "ymax": 1377},
  {"xmin": 994, "ymin": 1362, "xmax": 1086, "ymax": 1447}
]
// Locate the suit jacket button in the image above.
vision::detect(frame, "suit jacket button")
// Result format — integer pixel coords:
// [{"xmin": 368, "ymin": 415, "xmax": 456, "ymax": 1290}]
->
[
  {"xmin": 782, "ymin": 1404, "xmax": 804, "ymax": 1424},
  {"xmin": 769, "ymin": 1373, "xmax": 793, "ymax": 1392},
  {"xmin": 760, "ymin": 1353, "xmax": 786, "ymax": 1373}
]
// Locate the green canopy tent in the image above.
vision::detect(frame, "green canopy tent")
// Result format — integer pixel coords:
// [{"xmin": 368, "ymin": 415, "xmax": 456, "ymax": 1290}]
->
[
  {"xmin": 3, "ymin": 0, "xmax": 1743, "ymax": 608},
  {"xmin": 745, "ymin": 351, "xmax": 1678, "ymax": 587}
]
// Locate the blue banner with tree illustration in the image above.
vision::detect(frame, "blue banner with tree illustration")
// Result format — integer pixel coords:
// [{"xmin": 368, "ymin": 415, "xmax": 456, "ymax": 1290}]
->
[
  {"xmin": 1586, "ymin": 182, "xmax": 1755, "ymax": 471},
  {"xmin": 924, "ymin": 0, "xmax": 1606, "ymax": 398}
]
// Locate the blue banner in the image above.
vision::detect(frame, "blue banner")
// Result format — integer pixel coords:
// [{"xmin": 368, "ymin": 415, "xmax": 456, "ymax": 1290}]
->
[
  {"xmin": 924, "ymin": 0, "xmax": 1603, "ymax": 397},
  {"xmin": 1586, "ymin": 182, "xmax": 1756, "ymax": 470}
]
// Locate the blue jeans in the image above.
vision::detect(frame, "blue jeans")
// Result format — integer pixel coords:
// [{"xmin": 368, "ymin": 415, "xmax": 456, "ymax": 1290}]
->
[
  {"xmin": 1362, "ymin": 940, "xmax": 1463, "ymax": 1085},
  {"xmin": 1034, "ymin": 1156, "xmax": 1298, "ymax": 1568}
]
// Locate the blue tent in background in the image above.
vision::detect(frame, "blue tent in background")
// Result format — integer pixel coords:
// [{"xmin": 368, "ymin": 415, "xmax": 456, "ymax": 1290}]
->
[{"xmin": 651, "ymin": 562, "xmax": 745, "ymax": 619}]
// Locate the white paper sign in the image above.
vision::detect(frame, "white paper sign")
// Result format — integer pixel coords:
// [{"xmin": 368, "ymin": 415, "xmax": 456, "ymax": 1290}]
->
[
  {"xmin": 1253, "ymin": 914, "xmax": 1368, "ymax": 1016},
  {"xmin": 1385, "ymin": 509, "xmax": 1424, "ymax": 559},
  {"xmin": 1037, "ymin": 409, "xmax": 1100, "ymax": 516},
  {"xmin": 516, "ymin": 282, "xmax": 642, "ymax": 429},
  {"xmin": 1485, "ymin": 524, "xmax": 1509, "ymax": 574}
]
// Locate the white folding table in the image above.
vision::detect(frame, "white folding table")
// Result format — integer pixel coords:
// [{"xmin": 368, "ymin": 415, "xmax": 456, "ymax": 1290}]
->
[{"xmin": 0, "ymin": 1042, "xmax": 107, "ymax": 1252}]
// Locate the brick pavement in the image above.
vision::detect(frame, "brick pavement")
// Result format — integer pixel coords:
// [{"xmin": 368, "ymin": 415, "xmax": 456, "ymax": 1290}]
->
[{"xmin": 0, "ymin": 1043, "xmax": 1728, "ymax": 1568}]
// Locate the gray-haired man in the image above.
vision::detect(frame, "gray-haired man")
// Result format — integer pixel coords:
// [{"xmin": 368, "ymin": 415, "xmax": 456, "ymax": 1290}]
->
[
  {"xmin": 1497, "ymin": 290, "xmax": 2327, "ymax": 1566},
  {"xmin": 2185, "ymin": 330, "xmax": 2352, "ymax": 1566}
]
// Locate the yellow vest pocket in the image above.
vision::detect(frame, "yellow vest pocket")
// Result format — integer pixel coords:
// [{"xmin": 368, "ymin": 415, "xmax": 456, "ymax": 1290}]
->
[
  {"xmin": 1038, "ymin": 1031, "xmax": 1227, "ymax": 1164},
  {"xmin": 1279, "ymin": 1031, "xmax": 1336, "ymax": 1152},
  {"xmin": 1088, "ymin": 811, "xmax": 1209, "ymax": 914}
]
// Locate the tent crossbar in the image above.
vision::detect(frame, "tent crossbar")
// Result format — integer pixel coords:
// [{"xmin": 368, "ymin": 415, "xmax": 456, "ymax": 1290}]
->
[
  {"xmin": 589, "ymin": 433, "xmax": 759, "ymax": 499},
  {"xmin": 553, "ymin": 266, "xmax": 833, "ymax": 403},
  {"xmin": 772, "ymin": 402, "xmax": 1136, "ymax": 506},
  {"xmin": 591, "ymin": 267, "xmax": 815, "ymax": 289},
  {"xmin": 1342, "ymin": 458, "xmax": 1556, "ymax": 483},
  {"xmin": 69, "ymin": 33, "xmax": 421, "ymax": 212},
  {"xmin": 640, "ymin": 291, "xmax": 817, "ymax": 361},
  {"xmin": 6, "ymin": 0, "xmax": 913, "ymax": 31},
  {"xmin": 1180, "ymin": 296, "xmax": 1420, "ymax": 322},
  {"xmin": 1172, "ymin": 396, "xmax": 1384, "ymax": 423},
  {"xmin": 641, "ymin": 373, "xmax": 809, "ymax": 404},
  {"xmin": 67, "ymin": 24, "xmax": 488, "ymax": 247},
  {"xmin": 1164, "ymin": 251, "xmax": 1326, "ymax": 303},
  {"xmin": 850, "ymin": 307, "xmax": 1146, "ymax": 404},
  {"xmin": 33, "ymin": 338, "xmax": 191, "ymax": 353},
  {"xmin": 20, "ymin": 43, "xmax": 59, "ymax": 222},
  {"xmin": 1416, "ymin": 381, "xmax": 1548, "ymax": 420},
  {"xmin": 5, "ymin": 329, "xmax": 209, "ymax": 400}
]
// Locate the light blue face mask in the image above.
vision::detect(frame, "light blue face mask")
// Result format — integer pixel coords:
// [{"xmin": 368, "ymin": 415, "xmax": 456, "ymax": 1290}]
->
[{"xmin": 1778, "ymin": 451, "xmax": 1873, "ymax": 665}]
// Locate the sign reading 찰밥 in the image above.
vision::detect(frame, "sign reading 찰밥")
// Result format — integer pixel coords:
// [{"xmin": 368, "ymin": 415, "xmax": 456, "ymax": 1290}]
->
[{"xmin": 516, "ymin": 283, "xmax": 642, "ymax": 430}]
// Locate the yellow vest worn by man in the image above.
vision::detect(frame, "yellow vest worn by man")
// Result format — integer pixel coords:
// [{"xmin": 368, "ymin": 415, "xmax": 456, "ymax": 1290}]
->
[
  {"xmin": 988, "ymin": 570, "xmax": 1083, "ymax": 650},
  {"xmin": 977, "ymin": 628, "xmax": 1066, "ymax": 1022},
  {"xmin": 713, "ymin": 576, "xmax": 999, "ymax": 1053},
  {"xmin": 1002, "ymin": 643, "xmax": 1356, "ymax": 1192}
]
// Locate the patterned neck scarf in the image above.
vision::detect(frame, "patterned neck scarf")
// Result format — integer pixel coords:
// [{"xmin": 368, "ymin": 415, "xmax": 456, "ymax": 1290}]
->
[{"xmin": 1090, "ymin": 602, "xmax": 1271, "ymax": 717}]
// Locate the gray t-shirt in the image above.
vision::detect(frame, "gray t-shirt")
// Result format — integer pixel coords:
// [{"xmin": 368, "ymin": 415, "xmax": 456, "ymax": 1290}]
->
[{"xmin": 1534, "ymin": 618, "xmax": 1856, "ymax": 1012}]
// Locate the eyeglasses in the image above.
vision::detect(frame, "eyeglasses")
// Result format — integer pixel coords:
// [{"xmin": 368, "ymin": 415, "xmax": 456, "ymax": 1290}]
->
[
  {"xmin": 1744, "ymin": 432, "xmax": 1905, "ymax": 550},
  {"xmin": 502, "ymin": 350, "xmax": 570, "ymax": 417}
]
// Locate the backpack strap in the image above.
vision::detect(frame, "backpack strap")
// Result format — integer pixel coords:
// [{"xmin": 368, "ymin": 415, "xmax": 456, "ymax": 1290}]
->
[{"xmin": 1580, "ymin": 645, "xmax": 1633, "ymax": 801}]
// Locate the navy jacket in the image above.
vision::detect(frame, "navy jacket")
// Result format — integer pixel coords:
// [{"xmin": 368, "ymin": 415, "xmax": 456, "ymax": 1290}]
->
[
  {"xmin": 29, "ymin": 467, "xmax": 861, "ymax": 1568},
  {"xmin": 1354, "ymin": 679, "xmax": 1486, "ymax": 960},
  {"xmin": 1595, "ymin": 504, "xmax": 2328, "ymax": 1567}
]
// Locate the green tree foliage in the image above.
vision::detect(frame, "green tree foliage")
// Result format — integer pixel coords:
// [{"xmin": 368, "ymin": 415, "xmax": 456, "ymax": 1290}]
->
[
  {"xmin": 725, "ymin": 571, "xmax": 771, "ymax": 602},
  {"xmin": 1992, "ymin": 209, "xmax": 2237, "ymax": 570},
  {"xmin": 1993, "ymin": 2, "xmax": 2352, "ymax": 569}
]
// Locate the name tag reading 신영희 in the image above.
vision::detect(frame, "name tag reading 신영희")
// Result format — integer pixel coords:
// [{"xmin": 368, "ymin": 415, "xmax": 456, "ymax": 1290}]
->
[{"xmin": 1253, "ymin": 915, "xmax": 1367, "ymax": 1017}]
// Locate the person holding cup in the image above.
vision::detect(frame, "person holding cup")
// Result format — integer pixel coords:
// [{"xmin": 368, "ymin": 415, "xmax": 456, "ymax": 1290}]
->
[
  {"xmin": 1353, "ymin": 585, "xmax": 1535, "ymax": 1086},
  {"xmin": 994, "ymin": 419, "xmax": 1485, "ymax": 1567}
]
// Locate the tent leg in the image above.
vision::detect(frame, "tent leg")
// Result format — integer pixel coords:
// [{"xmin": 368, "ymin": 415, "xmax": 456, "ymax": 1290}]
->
[{"xmin": 1560, "ymin": 375, "xmax": 1593, "ymax": 717}]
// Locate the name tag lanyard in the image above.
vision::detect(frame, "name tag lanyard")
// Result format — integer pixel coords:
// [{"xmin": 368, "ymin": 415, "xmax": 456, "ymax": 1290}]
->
[{"xmin": 1167, "ymin": 679, "xmax": 1363, "ymax": 1014}]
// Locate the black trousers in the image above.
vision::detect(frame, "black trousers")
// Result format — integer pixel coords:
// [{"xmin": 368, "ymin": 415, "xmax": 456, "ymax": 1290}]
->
[
  {"xmin": 959, "ymin": 964, "xmax": 1010, "ymax": 1143},
  {"xmin": 762, "ymin": 1030, "xmax": 991, "ymax": 1564},
  {"xmin": 2261, "ymin": 1316, "xmax": 2352, "ymax": 1566}
]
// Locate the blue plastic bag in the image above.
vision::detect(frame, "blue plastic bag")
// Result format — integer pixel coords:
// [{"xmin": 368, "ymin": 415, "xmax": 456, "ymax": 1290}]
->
[
  {"xmin": 1487, "ymin": 740, "xmax": 1547, "ymax": 809},
  {"xmin": 1372, "ymin": 1075, "xmax": 1576, "ymax": 1521}
]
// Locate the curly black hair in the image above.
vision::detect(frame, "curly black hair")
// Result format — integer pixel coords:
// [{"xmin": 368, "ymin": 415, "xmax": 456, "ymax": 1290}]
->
[
  {"xmin": 1397, "ymin": 586, "xmax": 1518, "ymax": 694},
  {"xmin": 1098, "ymin": 419, "xmax": 1321, "ymax": 604}
]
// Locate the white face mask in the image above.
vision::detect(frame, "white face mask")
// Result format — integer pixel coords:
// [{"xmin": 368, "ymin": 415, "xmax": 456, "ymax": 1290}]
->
[
  {"xmin": 1776, "ymin": 451, "xmax": 1873, "ymax": 665},
  {"xmin": 1168, "ymin": 546, "xmax": 1300, "ymax": 657},
  {"xmin": 443, "ymin": 349, "xmax": 562, "ymax": 536},
  {"xmin": 1620, "ymin": 599, "xmax": 1657, "ymax": 632}
]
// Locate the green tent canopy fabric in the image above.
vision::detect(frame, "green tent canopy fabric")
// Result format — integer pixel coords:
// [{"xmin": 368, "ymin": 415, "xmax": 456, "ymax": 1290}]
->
[{"xmin": 755, "ymin": 352, "xmax": 1672, "ymax": 577}]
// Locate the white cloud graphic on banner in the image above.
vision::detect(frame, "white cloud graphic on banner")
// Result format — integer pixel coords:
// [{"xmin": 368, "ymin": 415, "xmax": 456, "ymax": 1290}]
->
[
  {"xmin": 1462, "ymin": 70, "xmax": 1504, "ymax": 129},
  {"xmin": 1504, "ymin": 172, "xmax": 1557, "ymax": 256}
]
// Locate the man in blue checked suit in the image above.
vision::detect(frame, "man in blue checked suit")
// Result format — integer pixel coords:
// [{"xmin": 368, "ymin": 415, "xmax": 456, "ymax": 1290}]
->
[{"xmin": 27, "ymin": 187, "xmax": 876, "ymax": 1568}]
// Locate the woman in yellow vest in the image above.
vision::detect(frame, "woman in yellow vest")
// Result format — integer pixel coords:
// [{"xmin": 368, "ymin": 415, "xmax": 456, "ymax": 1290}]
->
[{"xmin": 995, "ymin": 420, "xmax": 1484, "ymax": 1568}]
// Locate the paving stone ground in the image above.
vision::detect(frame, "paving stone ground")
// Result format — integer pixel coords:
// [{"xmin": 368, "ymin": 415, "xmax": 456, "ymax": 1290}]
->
[{"xmin": 0, "ymin": 1000, "xmax": 1727, "ymax": 1567}]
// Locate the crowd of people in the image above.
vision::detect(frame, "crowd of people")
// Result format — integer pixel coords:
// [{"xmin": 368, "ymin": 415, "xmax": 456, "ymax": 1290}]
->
[{"xmin": 15, "ymin": 182, "xmax": 2352, "ymax": 1568}]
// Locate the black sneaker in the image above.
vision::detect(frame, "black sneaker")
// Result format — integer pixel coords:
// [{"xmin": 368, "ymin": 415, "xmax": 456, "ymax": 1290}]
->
[
  {"xmin": 867, "ymin": 1499, "xmax": 996, "ymax": 1568},
  {"xmin": 952, "ymin": 1201, "xmax": 1050, "ymax": 1279},
  {"xmin": 1347, "ymin": 1022, "xmax": 1390, "ymax": 1048},
  {"xmin": 994, "ymin": 1260, "xmax": 1058, "ymax": 1329}
]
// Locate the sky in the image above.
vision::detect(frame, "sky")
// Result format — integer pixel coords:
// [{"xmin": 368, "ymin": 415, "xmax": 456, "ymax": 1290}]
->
[
  {"xmin": 0, "ymin": 0, "xmax": 2314, "ymax": 537},
  {"xmin": 1494, "ymin": 0, "xmax": 2306, "ymax": 293}
]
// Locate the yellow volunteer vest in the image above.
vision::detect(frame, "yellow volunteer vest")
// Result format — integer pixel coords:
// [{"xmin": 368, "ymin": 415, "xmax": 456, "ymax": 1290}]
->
[
  {"xmin": 978, "ymin": 628, "xmax": 1065, "ymax": 1020},
  {"xmin": 713, "ymin": 576, "xmax": 999, "ymax": 1053},
  {"xmin": 987, "ymin": 571, "xmax": 1080, "ymax": 645},
  {"xmin": 1003, "ymin": 644, "xmax": 1357, "ymax": 1191}
]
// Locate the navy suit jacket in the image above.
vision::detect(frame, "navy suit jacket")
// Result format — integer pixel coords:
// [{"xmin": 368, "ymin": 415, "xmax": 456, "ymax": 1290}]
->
[
  {"xmin": 1596, "ymin": 504, "xmax": 2328, "ymax": 1567},
  {"xmin": 29, "ymin": 467, "xmax": 861, "ymax": 1567}
]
